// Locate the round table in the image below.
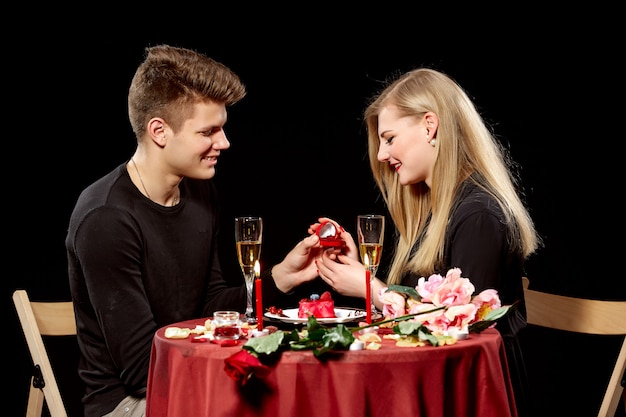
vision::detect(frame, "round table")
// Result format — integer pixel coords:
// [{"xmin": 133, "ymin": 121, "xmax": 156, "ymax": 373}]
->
[{"xmin": 146, "ymin": 318, "xmax": 518, "ymax": 417}]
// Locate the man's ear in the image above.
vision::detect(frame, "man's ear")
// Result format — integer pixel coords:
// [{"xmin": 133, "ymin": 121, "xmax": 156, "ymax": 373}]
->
[{"xmin": 147, "ymin": 117, "xmax": 167, "ymax": 147}]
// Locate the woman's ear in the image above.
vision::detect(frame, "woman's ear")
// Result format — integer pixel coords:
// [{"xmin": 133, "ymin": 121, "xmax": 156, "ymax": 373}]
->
[{"xmin": 424, "ymin": 112, "xmax": 439, "ymax": 138}]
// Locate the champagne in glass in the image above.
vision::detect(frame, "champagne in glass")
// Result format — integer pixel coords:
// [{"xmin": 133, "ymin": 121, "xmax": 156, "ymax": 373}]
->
[
  {"xmin": 235, "ymin": 216, "xmax": 263, "ymax": 322},
  {"xmin": 357, "ymin": 214, "xmax": 385, "ymax": 316},
  {"xmin": 359, "ymin": 243, "xmax": 383, "ymax": 273}
]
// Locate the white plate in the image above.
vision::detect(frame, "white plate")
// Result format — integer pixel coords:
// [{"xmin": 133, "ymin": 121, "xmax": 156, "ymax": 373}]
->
[{"xmin": 265, "ymin": 307, "xmax": 369, "ymax": 324}]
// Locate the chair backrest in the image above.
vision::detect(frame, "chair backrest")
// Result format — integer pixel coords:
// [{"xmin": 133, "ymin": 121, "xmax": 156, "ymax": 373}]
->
[
  {"xmin": 522, "ymin": 277, "xmax": 626, "ymax": 417},
  {"xmin": 13, "ymin": 289, "xmax": 76, "ymax": 417}
]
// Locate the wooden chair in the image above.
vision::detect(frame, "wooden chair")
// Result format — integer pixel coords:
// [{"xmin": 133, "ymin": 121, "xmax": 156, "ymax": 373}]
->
[
  {"xmin": 522, "ymin": 277, "xmax": 626, "ymax": 417},
  {"xmin": 13, "ymin": 289, "xmax": 76, "ymax": 417}
]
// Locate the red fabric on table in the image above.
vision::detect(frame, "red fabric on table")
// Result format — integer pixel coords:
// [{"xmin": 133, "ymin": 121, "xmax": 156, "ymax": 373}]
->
[{"xmin": 146, "ymin": 319, "xmax": 518, "ymax": 417}]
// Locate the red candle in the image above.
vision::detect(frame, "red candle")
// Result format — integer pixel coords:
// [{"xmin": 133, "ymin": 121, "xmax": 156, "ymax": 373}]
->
[
  {"xmin": 365, "ymin": 269, "xmax": 372, "ymax": 324},
  {"xmin": 254, "ymin": 261, "xmax": 263, "ymax": 330}
]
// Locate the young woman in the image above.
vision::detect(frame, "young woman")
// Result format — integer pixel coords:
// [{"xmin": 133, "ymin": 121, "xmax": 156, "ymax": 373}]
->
[{"xmin": 315, "ymin": 68, "xmax": 541, "ymax": 416}]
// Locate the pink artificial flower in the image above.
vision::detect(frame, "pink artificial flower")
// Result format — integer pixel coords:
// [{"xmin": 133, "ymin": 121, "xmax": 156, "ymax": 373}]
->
[
  {"xmin": 416, "ymin": 273, "xmax": 445, "ymax": 302},
  {"xmin": 380, "ymin": 288, "xmax": 407, "ymax": 319},
  {"xmin": 429, "ymin": 268, "xmax": 475, "ymax": 307},
  {"xmin": 443, "ymin": 303, "xmax": 478, "ymax": 330},
  {"xmin": 471, "ymin": 289, "xmax": 501, "ymax": 322},
  {"xmin": 407, "ymin": 302, "xmax": 442, "ymax": 323},
  {"xmin": 380, "ymin": 268, "xmax": 510, "ymax": 340}
]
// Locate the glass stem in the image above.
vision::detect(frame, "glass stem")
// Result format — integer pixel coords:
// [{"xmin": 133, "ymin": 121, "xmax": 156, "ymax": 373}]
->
[
  {"xmin": 370, "ymin": 266, "xmax": 378, "ymax": 314},
  {"xmin": 245, "ymin": 273, "xmax": 254, "ymax": 318}
]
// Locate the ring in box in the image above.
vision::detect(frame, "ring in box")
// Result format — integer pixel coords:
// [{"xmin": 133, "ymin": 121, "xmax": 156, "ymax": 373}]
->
[{"xmin": 316, "ymin": 221, "xmax": 346, "ymax": 247}]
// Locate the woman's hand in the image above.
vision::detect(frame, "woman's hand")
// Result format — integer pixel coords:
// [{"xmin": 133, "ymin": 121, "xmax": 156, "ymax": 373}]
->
[
  {"xmin": 316, "ymin": 251, "xmax": 366, "ymax": 297},
  {"xmin": 317, "ymin": 251, "xmax": 387, "ymax": 308},
  {"xmin": 308, "ymin": 217, "xmax": 359, "ymax": 261}
]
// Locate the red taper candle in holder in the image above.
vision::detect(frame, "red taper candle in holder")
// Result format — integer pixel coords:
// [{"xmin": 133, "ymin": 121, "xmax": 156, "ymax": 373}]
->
[
  {"xmin": 254, "ymin": 261, "xmax": 263, "ymax": 330},
  {"xmin": 365, "ymin": 256, "xmax": 372, "ymax": 324}
]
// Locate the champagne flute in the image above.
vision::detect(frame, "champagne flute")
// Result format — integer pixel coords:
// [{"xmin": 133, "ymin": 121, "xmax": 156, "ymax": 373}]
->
[
  {"xmin": 357, "ymin": 214, "xmax": 385, "ymax": 316},
  {"xmin": 235, "ymin": 216, "xmax": 263, "ymax": 323}
]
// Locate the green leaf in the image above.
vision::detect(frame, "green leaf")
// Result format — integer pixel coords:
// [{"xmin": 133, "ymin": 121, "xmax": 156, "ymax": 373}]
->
[
  {"xmin": 392, "ymin": 320, "xmax": 440, "ymax": 346},
  {"xmin": 244, "ymin": 331, "xmax": 285, "ymax": 354},
  {"xmin": 289, "ymin": 340, "xmax": 317, "ymax": 351},
  {"xmin": 482, "ymin": 305, "xmax": 511, "ymax": 321},
  {"xmin": 396, "ymin": 320, "xmax": 423, "ymax": 335},
  {"xmin": 283, "ymin": 328, "xmax": 301, "ymax": 343},
  {"xmin": 469, "ymin": 320, "xmax": 495, "ymax": 333},
  {"xmin": 418, "ymin": 327, "xmax": 439, "ymax": 346},
  {"xmin": 314, "ymin": 324, "xmax": 355, "ymax": 357},
  {"xmin": 306, "ymin": 327, "xmax": 328, "ymax": 342},
  {"xmin": 469, "ymin": 305, "xmax": 516, "ymax": 333},
  {"xmin": 386, "ymin": 285, "xmax": 421, "ymax": 300},
  {"xmin": 305, "ymin": 315, "xmax": 326, "ymax": 332}
]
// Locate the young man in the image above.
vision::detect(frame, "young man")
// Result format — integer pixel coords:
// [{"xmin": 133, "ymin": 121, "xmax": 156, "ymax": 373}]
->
[
  {"xmin": 66, "ymin": 44, "xmax": 252, "ymax": 416},
  {"xmin": 67, "ymin": 44, "xmax": 359, "ymax": 417}
]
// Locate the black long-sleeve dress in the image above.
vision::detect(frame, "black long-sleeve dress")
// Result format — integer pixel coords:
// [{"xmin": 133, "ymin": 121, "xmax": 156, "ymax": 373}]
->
[{"xmin": 401, "ymin": 180, "xmax": 531, "ymax": 416}]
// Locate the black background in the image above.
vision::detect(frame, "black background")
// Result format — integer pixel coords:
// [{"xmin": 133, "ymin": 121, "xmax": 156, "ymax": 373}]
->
[{"xmin": 7, "ymin": 8, "xmax": 625, "ymax": 417}]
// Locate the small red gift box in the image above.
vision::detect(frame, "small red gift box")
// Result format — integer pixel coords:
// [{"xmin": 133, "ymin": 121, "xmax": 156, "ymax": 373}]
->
[{"xmin": 316, "ymin": 221, "xmax": 346, "ymax": 248}]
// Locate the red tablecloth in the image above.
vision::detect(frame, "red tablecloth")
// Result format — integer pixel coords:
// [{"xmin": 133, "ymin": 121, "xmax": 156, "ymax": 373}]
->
[{"xmin": 146, "ymin": 319, "xmax": 518, "ymax": 417}]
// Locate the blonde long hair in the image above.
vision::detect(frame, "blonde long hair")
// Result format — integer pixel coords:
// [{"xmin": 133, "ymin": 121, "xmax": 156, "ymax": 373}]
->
[{"xmin": 364, "ymin": 68, "xmax": 540, "ymax": 285}]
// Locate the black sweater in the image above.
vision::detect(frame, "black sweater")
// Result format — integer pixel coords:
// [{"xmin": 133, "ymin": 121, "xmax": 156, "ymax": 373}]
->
[{"xmin": 66, "ymin": 163, "xmax": 246, "ymax": 416}]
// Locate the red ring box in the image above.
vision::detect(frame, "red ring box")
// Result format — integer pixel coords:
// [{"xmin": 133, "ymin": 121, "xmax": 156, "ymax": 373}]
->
[{"xmin": 316, "ymin": 221, "xmax": 346, "ymax": 247}]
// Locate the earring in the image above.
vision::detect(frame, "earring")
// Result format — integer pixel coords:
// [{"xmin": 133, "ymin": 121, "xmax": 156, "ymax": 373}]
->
[{"xmin": 430, "ymin": 139, "xmax": 437, "ymax": 147}]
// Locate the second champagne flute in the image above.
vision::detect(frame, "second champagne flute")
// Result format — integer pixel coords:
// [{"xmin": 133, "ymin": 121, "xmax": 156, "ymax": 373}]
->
[
  {"xmin": 235, "ymin": 216, "xmax": 263, "ymax": 323},
  {"xmin": 357, "ymin": 214, "xmax": 385, "ymax": 316}
]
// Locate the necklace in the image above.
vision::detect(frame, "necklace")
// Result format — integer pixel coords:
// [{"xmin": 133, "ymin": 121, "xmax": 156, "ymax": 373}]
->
[
  {"xmin": 131, "ymin": 157, "xmax": 152, "ymax": 200},
  {"xmin": 130, "ymin": 157, "xmax": 180, "ymax": 206}
]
